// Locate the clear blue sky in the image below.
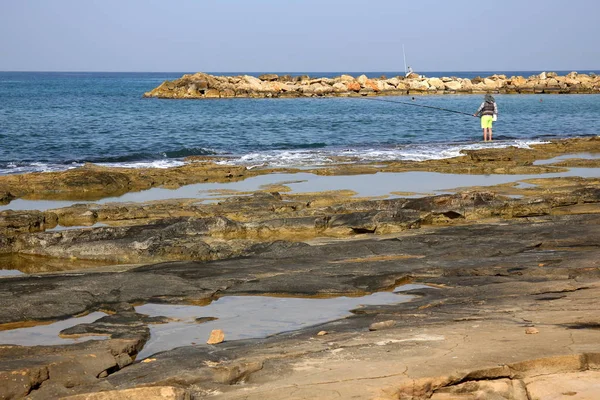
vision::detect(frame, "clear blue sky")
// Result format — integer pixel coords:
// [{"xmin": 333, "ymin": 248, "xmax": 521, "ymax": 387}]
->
[{"xmin": 1, "ymin": 0, "xmax": 599, "ymax": 72}]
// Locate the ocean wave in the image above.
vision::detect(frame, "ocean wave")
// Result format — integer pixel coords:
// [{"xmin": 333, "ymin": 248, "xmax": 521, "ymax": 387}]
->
[
  {"xmin": 267, "ymin": 142, "xmax": 328, "ymax": 150},
  {"xmin": 97, "ymin": 159, "xmax": 186, "ymax": 169},
  {"xmin": 0, "ymin": 139, "xmax": 554, "ymax": 174},
  {"xmin": 216, "ymin": 140, "xmax": 549, "ymax": 167},
  {"xmin": 0, "ymin": 162, "xmax": 82, "ymax": 175},
  {"xmin": 64, "ymin": 147, "xmax": 217, "ymax": 164}
]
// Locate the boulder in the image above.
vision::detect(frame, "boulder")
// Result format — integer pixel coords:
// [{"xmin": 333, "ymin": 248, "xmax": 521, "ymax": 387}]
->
[
  {"xmin": 482, "ymin": 78, "xmax": 498, "ymax": 90},
  {"xmin": 280, "ymin": 83, "xmax": 298, "ymax": 92},
  {"xmin": 263, "ymin": 82, "xmax": 283, "ymax": 93},
  {"xmin": 186, "ymin": 84, "xmax": 199, "ymax": 96},
  {"xmin": 221, "ymin": 88, "xmax": 235, "ymax": 98},
  {"xmin": 204, "ymin": 89, "xmax": 220, "ymax": 98},
  {"xmin": 428, "ymin": 78, "xmax": 445, "ymax": 90},
  {"xmin": 444, "ymin": 81, "xmax": 462, "ymax": 91},
  {"xmin": 307, "ymin": 83, "xmax": 333, "ymax": 95},
  {"xmin": 378, "ymin": 81, "xmax": 395, "ymax": 91},
  {"xmin": 243, "ymin": 75, "xmax": 264, "ymax": 91},
  {"xmin": 408, "ymin": 80, "xmax": 430, "ymax": 91},
  {"xmin": 259, "ymin": 74, "xmax": 279, "ymax": 81},
  {"xmin": 346, "ymin": 81, "xmax": 361, "ymax": 91},
  {"xmin": 458, "ymin": 79, "xmax": 473, "ymax": 91},
  {"xmin": 364, "ymin": 79, "xmax": 380, "ymax": 91},
  {"xmin": 332, "ymin": 82, "xmax": 348, "ymax": 92},
  {"xmin": 385, "ymin": 77, "xmax": 401, "ymax": 86}
]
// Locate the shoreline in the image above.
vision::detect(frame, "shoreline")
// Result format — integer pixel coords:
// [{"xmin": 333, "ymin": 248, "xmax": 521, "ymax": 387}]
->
[{"xmin": 0, "ymin": 137, "xmax": 598, "ymax": 205}]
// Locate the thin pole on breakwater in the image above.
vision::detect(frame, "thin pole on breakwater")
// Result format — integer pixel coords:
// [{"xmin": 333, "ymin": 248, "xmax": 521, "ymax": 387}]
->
[
  {"xmin": 403, "ymin": 44, "xmax": 407, "ymax": 76},
  {"xmin": 360, "ymin": 96, "xmax": 476, "ymax": 117}
]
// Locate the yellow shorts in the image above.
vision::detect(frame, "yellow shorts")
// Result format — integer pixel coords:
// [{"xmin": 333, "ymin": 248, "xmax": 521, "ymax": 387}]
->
[{"xmin": 481, "ymin": 115, "xmax": 493, "ymax": 129}]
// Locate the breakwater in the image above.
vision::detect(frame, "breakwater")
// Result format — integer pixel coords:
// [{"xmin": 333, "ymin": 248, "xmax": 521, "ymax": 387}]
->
[{"xmin": 143, "ymin": 71, "xmax": 600, "ymax": 99}]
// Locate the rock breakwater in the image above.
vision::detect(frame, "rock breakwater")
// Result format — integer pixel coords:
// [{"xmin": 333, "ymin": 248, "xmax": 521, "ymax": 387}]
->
[{"xmin": 143, "ymin": 71, "xmax": 600, "ymax": 99}]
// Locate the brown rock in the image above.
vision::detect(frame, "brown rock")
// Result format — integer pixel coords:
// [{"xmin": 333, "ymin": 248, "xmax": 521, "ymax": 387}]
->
[
  {"xmin": 346, "ymin": 81, "xmax": 361, "ymax": 91},
  {"xmin": 258, "ymin": 74, "xmax": 278, "ymax": 81},
  {"xmin": 428, "ymin": 78, "xmax": 445, "ymax": 90},
  {"xmin": 207, "ymin": 329, "xmax": 225, "ymax": 344},
  {"xmin": 62, "ymin": 387, "xmax": 190, "ymax": 400},
  {"xmin": 317, "ymin": 330, "xmax": 328, "ymax": 336},
  {"xmin": 204, "ymin": 89, "xmax": 220, "ymax": 98},
  {"xmin": 369, "ymin": 320, "xmax": 396, "ymax": 331},
  {"xmin": 525, "ymin": 327, "xmax": 540, "ymax": 334},
  {"xmin": 356, "ymin": 74, "xmax": 369, "ymax": 85},
  {"xmin": 408, "ymin": 80, "xmax": 430, "ymax": 91},
  {"xmin": 332, "ymin": 82, "xmax": 348, "ymax": 92},
  {"xmin": 444, "ymin": 81, "xmax": 462, "ymax": 91},
  {"xmin": 364, "ymin": 79, "xmax": 380, "ymax": 91}
]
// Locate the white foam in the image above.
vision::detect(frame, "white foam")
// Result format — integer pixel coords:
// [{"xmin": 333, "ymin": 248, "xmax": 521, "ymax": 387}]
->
[
  {"xmin": 0, "ymin": 140, "xmax": 550, "ymax": 174},
  {"xmin": 0, "ymin": 162, "xmax": 82, "ymax": 175},
  {"xmin": 96, "ymin": 159, "xmax": 186, "ymax": 169},
  {"xmin": 217, "ymin": 150, "xmax": 336, "ymax": 168},
  {"xmin": 216, "ymin": 140, "xmax": 549, "ymax": 167}
]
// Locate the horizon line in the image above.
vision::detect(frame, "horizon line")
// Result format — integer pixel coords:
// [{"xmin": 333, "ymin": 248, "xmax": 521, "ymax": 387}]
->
[{"xmin": 1, "ymin": 68, "xmax": 598, "ymax": 74}]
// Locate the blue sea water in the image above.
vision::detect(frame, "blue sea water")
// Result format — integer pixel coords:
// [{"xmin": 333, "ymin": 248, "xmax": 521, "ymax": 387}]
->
[{"xmin": 0, "ymin": 71, "xmax": 599, "ymax": 174}]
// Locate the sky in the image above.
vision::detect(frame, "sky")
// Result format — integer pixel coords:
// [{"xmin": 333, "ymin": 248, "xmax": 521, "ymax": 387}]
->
[{"xmin": 1, "ymin": 0, "xmax": 599, "ymax": 73}]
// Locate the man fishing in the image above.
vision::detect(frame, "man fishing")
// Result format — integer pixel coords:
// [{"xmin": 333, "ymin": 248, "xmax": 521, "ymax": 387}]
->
[{"xmin": 474, "ymin": 94, "xmax": 498, "ymax": 141}]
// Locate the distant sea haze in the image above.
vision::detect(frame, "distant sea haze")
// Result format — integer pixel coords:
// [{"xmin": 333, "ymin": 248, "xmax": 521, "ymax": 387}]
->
[{"xmin": 0, "ymin": 71, "xmax": 599, "ymax": 174}]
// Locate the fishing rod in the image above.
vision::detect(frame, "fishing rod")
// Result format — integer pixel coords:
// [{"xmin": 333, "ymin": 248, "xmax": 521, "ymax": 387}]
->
[{"xmin": 360, "ymin": 96, "xmax": 476, "ymax": 117}]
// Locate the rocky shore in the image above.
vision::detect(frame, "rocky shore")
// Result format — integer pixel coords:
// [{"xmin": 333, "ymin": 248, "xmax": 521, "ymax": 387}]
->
[
  {"xmin": 1, "ymin": 138, "xmax": 599, "ymax": 399},
  {"xmin": 143, "ymin": 71, "xmax": 600, "ymax": 99}
]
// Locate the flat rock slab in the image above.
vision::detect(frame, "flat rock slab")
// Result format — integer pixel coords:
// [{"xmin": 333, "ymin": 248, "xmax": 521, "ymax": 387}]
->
[
  {"xmin": 62, "ymin": 386, "xmax": 190, "ymax": 400},
  {"xmin": 0, "ymin": 212, "xmax": 597, "ymax": 398}
]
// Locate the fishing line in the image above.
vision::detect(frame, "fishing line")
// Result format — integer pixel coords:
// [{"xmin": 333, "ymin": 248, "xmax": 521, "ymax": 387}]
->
[{"xmin": 359, "ymin": 96, "xmax": 476, "ymax": 117}]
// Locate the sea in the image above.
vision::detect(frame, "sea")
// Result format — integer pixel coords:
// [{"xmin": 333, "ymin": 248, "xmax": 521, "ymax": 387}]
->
[{"xmin": 1, "ymin": 71, "xmax": 599, "ymax": 175}]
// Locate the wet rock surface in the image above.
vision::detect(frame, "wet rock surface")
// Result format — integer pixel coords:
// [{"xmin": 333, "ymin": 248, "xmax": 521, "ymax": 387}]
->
[
  {"xmin": 1, "ymin": 211, "xmax": 599, "ymax": 398},
  {"xmin": 0, "ymin": 140, "xmax": 599, "ymax": 399}
]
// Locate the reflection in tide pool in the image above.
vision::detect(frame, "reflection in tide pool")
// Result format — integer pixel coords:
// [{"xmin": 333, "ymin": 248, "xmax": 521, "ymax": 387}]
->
[
  {"xmin": 533, "ymin": 152, "xmax": 600, "ymax": 165},
  {"xmin": 2, "ymin": 167, "xmax": 600, "ymax": 212},
  {"xmin": 46, "ymin": 222, "xmax": 110, "ymax": 232},
  {"xmin": 0, "ymin": 312, "xmax": 108, "ymax": 346},
  {"xmin": 135, "ymin": 284, "xmax": 428, "ymax": 359}
]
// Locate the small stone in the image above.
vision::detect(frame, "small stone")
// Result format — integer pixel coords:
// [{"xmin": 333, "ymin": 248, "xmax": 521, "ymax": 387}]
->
[
  {"xmin": 526, "ymin": 327, "xmax": 540, "ymax": 334},
  {"xmin": 97, "ymin": 370, "xmax": 108, "ymax": 378},
  {"xmin": 369, "ymin": 320, "xmax": 396, "ymax": 331},
  {"xmin": 207, "ymin": 329, "xmax": 225, "ymax": 344},
  {"xmin": 317, "ymin": 331, "xmax": 328, "ymax": 336},
  {"xmin": 195, "ymin": 317, "xmax": 218, "ymax": 324}
]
